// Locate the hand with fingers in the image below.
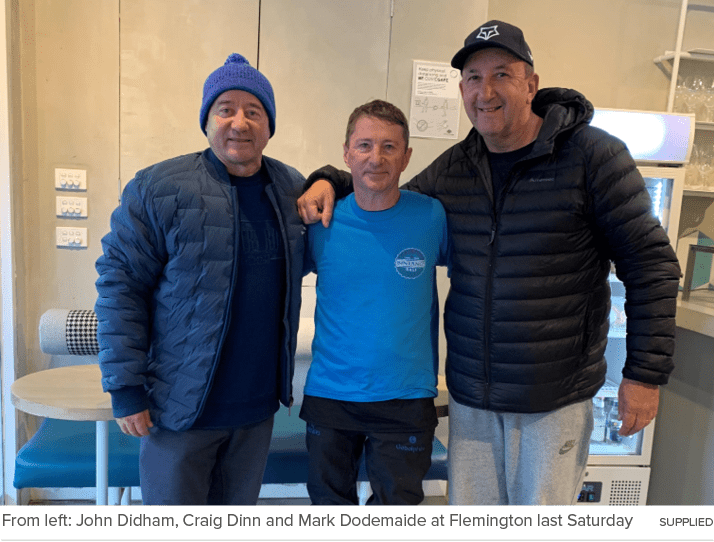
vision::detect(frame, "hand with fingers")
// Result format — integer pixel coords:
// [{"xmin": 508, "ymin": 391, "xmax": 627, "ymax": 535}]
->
[
  {"xmin": 117, "ymin": 409, "xmax": 153, "ymax": 437},
  {"xmin": 616, "ymin": 378, "xmax": 659, "ymax": 437},
  {"xmin": 297, "ymin": 180, "xmax": 336, "ymax": 228}
]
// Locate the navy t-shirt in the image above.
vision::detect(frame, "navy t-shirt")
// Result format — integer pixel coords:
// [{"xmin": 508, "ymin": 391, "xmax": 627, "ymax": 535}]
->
[
  {"xmin": 193, "ymin": 162, "xmax": 286, "ymax": 429},
  {"xmin": 487, "ymin": 141, "xmax": 535, "ymax": 206}
]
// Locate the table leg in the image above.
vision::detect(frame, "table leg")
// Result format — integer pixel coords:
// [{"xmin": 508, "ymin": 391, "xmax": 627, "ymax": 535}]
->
[{"xmin": 96, "ymin": 420, "xmax": 109, "ymax": 505}]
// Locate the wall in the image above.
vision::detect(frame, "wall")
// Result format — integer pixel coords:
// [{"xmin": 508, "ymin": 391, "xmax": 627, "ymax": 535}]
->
[
  {"xmin": 488, "ymin": 0, "xmax": 679, "ymax": 112},
  {"xmin": 1, "ymin": 0, "xmax": 17, "ymax": 502},
  {"xmin": 119, "ymin": 1, "xmax": 260, "ymax": 187}
]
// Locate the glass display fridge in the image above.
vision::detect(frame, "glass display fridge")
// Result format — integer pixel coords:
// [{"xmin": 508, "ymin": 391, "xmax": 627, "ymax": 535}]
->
[{"xmin": 576, "ymin": 109, "xmax": 693, "ymax": 505}]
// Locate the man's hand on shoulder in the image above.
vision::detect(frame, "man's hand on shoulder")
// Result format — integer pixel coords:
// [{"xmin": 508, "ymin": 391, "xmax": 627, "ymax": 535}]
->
[
  {"xmin": 117, "ymin": 409, "xmax": 153, "ymax": 437},
  {"xmin": 297, "ymin": 180, "xmax": 335, "ymax": 227},
  {"xmin": 617, "ymin": 378, "xmax": 659, "ymax": 437}
]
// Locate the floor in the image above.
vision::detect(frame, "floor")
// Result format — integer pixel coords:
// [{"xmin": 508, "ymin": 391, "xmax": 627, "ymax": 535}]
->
[
  {"xmin": 258, "ymin": 495, "xmax": 448, "ymax": 505},
  {"xmin": 30, "ymin": 495, "xmax": 448, "ymax": 505}
]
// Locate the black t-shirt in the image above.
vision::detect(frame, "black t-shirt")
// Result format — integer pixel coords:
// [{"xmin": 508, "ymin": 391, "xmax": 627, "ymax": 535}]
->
[
  {"xmin": 193, "ymin": 162, "xmax": 286, "ymax": 429},
  {"xmin": 487, "ymin": 141, "xmax": 535, "ymax": 206},
  {"xmin": 299, "ymin": 395, "xmax": 437, "ymax": 434}
]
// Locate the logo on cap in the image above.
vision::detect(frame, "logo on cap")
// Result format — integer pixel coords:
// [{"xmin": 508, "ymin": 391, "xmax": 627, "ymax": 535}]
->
[{"xmin": 476, "ymin": 25, "xmax": 499, "ymax": 41}]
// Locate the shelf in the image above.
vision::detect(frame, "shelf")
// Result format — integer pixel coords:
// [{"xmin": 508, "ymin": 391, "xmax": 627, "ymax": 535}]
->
[
  {"xmin": 654, "ymin": 49, "xmax": 714, "ymax": 77},
  {"xmin": 683, "ymin": 189, "xmax": 714, "ymax": 197},
  {"xmin": 677, "ymin": 296, "xmax": 714, "ymax": 337},
  {"xmin": 696, "ymin": 121, "xmax": 714, "ymax": 131}
]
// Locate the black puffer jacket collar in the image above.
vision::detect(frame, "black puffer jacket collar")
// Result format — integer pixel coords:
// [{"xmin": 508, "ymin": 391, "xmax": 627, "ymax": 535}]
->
[{"xmin": 531, "ymin": 87, "xmax": 594, "ymax": 155}]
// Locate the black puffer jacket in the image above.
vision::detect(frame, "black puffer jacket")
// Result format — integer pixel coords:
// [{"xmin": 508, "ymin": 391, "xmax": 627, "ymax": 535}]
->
[{"xmin": 309, "ymin": 87, "xmax": 681, "ymax": 413}]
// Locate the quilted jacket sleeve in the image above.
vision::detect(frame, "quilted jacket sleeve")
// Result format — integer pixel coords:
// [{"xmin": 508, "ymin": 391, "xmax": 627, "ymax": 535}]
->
[
  {"xmin": 95, "ymin": 173, "xmax": 168, "ymax": 417},
  {"xmin": 403, "ymin": 158, "xmax": 439, "ymax": 197},
  {"xmin": 303, "ymin": 165, "xmax": 354, "ymax": 199},
  {"xmin": 584, "ymin": 127, "xmax": 681, "ymax": 385}
]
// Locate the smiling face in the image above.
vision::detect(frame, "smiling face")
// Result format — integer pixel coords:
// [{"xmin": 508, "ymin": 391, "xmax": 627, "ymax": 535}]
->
[
  {"xmin": 459, "ymin": 47, "xmax": 540, "ymax": 152},
  {"xmin": 205, "ymin": 89, "xmax": 270, "ymax": 177},
  {"xmin": 343, "ymin": 115, "xmax": 412, "ymax": 211}
]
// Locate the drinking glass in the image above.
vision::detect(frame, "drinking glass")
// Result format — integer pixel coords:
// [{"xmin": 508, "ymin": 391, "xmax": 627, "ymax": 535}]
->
[
  {"xmin": 690, "ymin": 75, "xmax": 708, "ymax": 119},
  {"xmin": 699, "ymin": 144, "xmax": 714, "ymax": 190},
  {"xmin": 682, "ymin": 76, "xmax": 700, "ymax": 116},
  {"xmin": 704, "ymin": 77, "xmax": 714, "ymax": 123},
  {"xmin": 674, "ymin": 77, "xmax": 689, "ymax": 113},
  {"xmin": 687, "ymin": 144, "xmax": 703, "ymax": 190}
]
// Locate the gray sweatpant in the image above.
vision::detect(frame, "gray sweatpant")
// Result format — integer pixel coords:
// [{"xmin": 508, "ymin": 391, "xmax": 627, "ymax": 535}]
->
[{"xmin": 448, "ymin": 395, "xmax": 593, "ymax": 505}]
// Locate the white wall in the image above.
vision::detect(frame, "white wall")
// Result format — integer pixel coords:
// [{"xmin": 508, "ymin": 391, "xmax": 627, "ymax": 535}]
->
[
  {"xmin": 1, "ymin": 0, "xmax": 17, "ymax": 504},
  {"xmin": 488, "ymin": 0, "xmax": 679, "ymax": 112}
]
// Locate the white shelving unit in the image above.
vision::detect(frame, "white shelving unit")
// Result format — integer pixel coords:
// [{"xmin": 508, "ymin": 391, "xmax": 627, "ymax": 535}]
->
[
  {"xmin": 654, "ymin": 1, "xmax": 714, "ymax": 196},
  {"xmin": 653, "ymin": 1, "xmax": 714, "ymax": 113}
]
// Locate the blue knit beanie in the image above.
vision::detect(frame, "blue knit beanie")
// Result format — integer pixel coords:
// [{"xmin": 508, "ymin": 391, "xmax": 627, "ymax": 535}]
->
[{"xmin": 199, "ymin": 53, "xmax": 276, "ymax": 137}]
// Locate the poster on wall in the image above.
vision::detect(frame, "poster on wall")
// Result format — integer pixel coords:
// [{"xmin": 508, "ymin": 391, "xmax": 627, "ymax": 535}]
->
[{"xmin": 409, "ymin": 60, "xmax": 461, "ymax": 140}]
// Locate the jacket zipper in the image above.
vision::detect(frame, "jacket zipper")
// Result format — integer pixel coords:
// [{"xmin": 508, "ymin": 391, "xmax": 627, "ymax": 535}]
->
[
  {"xmin": 194, "ymin": 184, "xmax": 241, "ymax": 422},
  {"xmin": 264, "ymin": 178, "xmax": 294, "ymax": 410},
  {"xmin": 482, "ymin": 161, "xmax": 527, "ymax": 410},
  {"xmin": 483, "ymin": 209, "xmax": 497, "ymax": 410}
]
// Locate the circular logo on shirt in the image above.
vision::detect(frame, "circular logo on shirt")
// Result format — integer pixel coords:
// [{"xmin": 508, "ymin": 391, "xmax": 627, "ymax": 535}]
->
[{"xmin": 395, "ymin": 248, "xmax": 426, "ymax": 279}]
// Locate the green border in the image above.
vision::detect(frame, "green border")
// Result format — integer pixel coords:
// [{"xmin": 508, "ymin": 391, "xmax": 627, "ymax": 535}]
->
[{"xmin": 0, "ymin": 506, "xmax": 714, "ymax": 541}]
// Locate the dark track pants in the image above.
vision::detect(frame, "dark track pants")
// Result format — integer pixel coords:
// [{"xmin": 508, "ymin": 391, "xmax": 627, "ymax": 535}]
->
[{"xmin": 305, "ymin": 422, "xmax": 434, "ymax": 505}]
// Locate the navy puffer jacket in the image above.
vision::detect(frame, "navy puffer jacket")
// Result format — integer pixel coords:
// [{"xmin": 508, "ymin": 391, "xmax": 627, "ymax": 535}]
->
[
  {"xmin": 310, "ymin": 88, "xmax": 681, "ymax": 413},
  {"xmin": 95, "ymin": 150, "xmax": 305, "ymax": 430}
]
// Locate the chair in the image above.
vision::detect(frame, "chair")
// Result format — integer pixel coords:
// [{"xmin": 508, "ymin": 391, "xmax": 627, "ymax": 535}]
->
[
  {"xmin": 14, "ymin": 418, "xmax": 140, "ymax": 500},
  {"xmin": 13, "ymin": 309, "xmax": 139, "ymax": 504}
]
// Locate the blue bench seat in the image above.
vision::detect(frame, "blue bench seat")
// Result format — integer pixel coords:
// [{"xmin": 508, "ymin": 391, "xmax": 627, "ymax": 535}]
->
[
  {"xmin": 263, "ymin": 408, "xmax": 448, "ymax": 485},
  {"xmin": 13, "ymin": 418, "xmax": 140, "ymax": 490},
  {"xmin": 15, "ymin": 410, "xmax": 446, "ymax": 495}
]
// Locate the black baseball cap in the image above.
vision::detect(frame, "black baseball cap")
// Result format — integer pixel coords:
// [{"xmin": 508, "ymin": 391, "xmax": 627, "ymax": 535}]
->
[{"xmin": 451, "ymin": 20, "xmax": 534, "ymax": 70}]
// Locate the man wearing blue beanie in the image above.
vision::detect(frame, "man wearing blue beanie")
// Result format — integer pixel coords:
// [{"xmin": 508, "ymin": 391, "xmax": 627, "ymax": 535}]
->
[{"xmin": 95, "ymin": 54, "xmax": 306, "ymax": 504}]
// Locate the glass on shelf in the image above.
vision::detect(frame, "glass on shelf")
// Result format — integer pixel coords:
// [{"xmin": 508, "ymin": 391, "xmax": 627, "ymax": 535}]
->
[
  {"xmin": 685, "ymin": 143, "xmax": 714, "ymax": 191},
  {"xmin": 705, "ymin": 77, "xmax": 714, "ymax": 123},
  {"xmin": 675, "ymin": 75, "xmax": 714, "ymax": 121},
  {"xmin": 699, "ymin": 144, "xmax": 714, "ymax": 189},
  {"xmin": 681, "ymin": 76, "xmax": 701, "ymax": 116},
  {"xmin": 674, "ymin": 77, "xmax": 689, "ymax": 113},
  {"xmin": 693, "ymin": 75, "xmax": 708, "ymax": 119},
  {"xmin": 686, "ymin": 143, "xmax": 704, "ymax": 190}
]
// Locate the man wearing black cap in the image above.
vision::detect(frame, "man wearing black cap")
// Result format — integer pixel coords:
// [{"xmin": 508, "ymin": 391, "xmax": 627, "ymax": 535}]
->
[
  {"xmin": 297, "ymin": 20, "xmax": 680, "ymax": 504},
  {"xmin": 95, "ymin": 54, "xmax": 306, "ymax": 504}
]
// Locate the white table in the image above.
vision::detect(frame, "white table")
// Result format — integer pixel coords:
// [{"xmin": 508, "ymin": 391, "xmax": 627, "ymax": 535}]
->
[{"xmin": 11, "ymin": 364, "xmax": 114, "ymax": 505}]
